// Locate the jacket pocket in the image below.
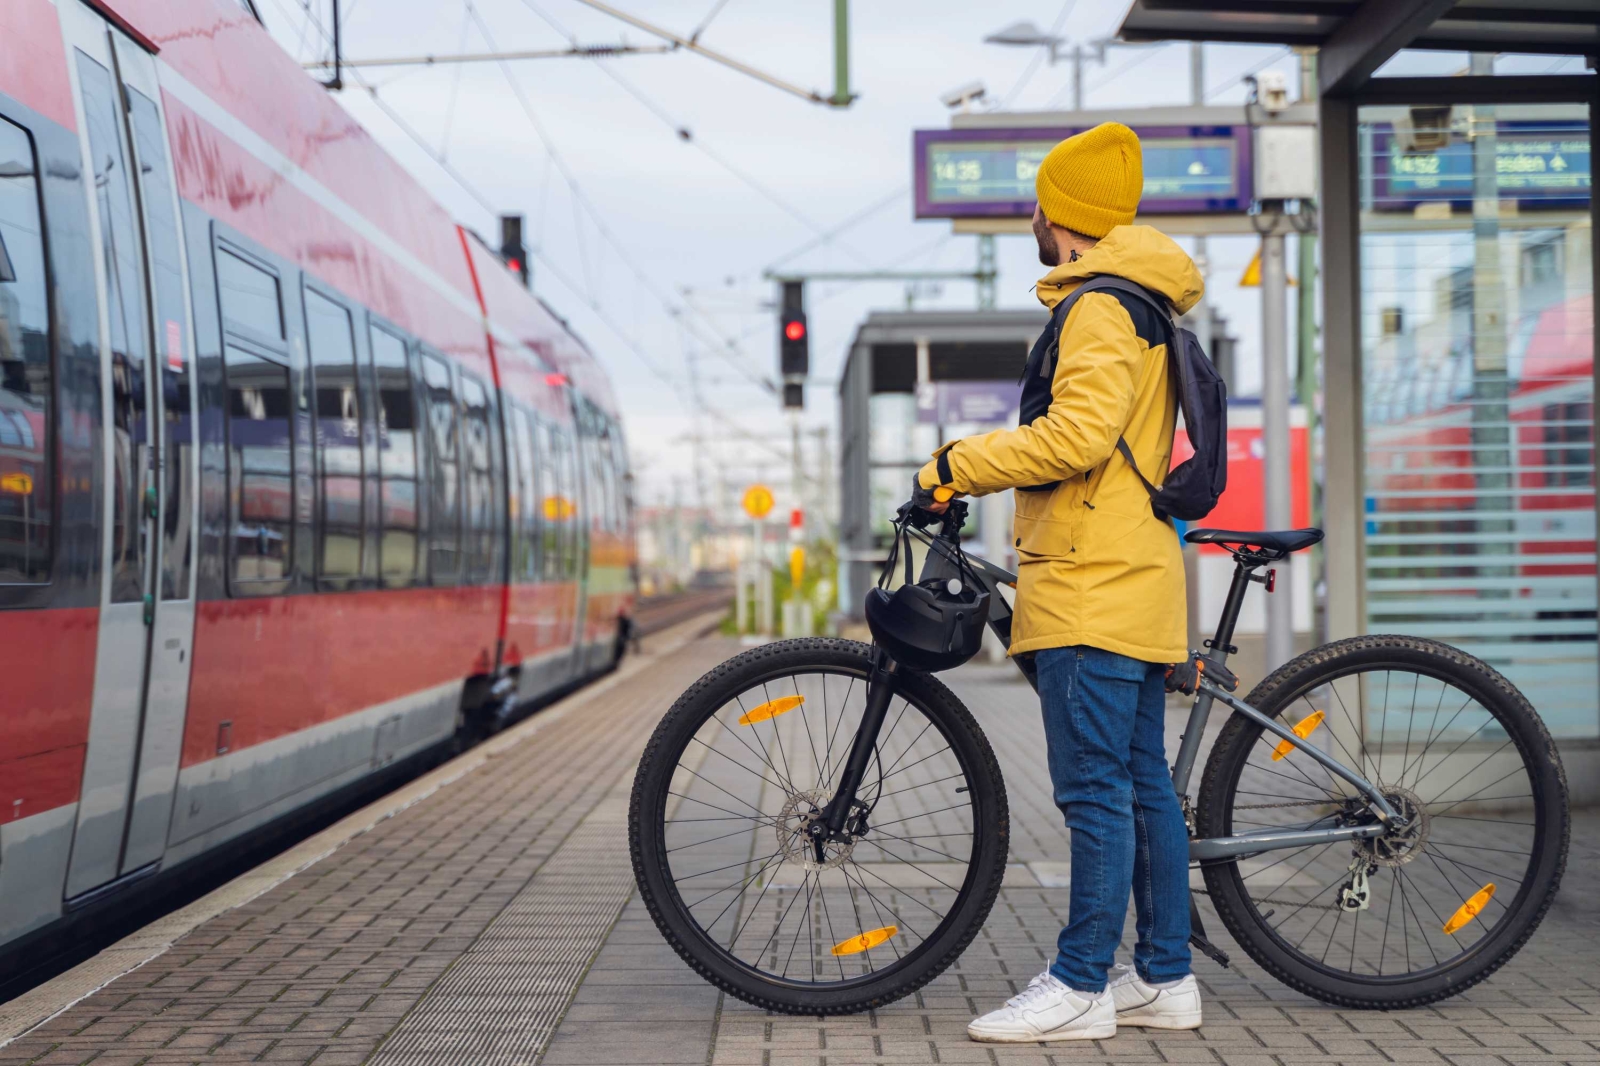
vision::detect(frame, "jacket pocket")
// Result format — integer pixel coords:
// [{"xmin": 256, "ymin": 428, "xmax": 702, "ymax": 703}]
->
[{"xmin": 1012, "ymin": 485, "xmax": 1074, "ymax": 559}]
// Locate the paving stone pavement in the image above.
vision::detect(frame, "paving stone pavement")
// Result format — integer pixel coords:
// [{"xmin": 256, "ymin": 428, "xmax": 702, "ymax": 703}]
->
[{"xmin": 3, "ymin": 645, "xmax": 1595, "ymax": 1066}]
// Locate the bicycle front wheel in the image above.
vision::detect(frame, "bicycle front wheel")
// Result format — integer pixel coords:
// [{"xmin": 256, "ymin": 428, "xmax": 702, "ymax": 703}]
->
[
  {"xmin": 629, "ymin": 638, "xmax": 1008, "ymax": 1015},
  {"xmin": 1197, "ymin": 635, "xmax": 1569, "ymax": 1008}
]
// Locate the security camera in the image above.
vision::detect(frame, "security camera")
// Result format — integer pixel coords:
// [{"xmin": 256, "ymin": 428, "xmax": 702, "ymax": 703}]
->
[
  {"xmin": 1257, "ymin": 70, "xmax": 1290, "ymax": 113},
  {"xmin": 940, "ymin": 81, "xmax": 988, "ymax": 111}
]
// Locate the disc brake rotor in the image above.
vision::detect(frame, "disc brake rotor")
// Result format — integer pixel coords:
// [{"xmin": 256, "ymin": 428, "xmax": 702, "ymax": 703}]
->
[
  {"xmin": 1358, "ymin": 786, "xmax": 1430, "ymax": 867},
  {"xmin": 776, "ymin": 788, "xmax": 856, "ymax": 871}
]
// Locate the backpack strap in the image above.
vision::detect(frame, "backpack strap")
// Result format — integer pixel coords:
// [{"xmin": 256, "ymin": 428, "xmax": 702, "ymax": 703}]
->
[{"xmin": 1049, "ymin": 275, "xmax": 1177, "ymax": 502}]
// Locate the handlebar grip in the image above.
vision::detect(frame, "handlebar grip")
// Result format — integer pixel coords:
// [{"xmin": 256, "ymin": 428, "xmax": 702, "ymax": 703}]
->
[{"xmin": 933, "ymin": 486, "xmax": 955, "ymax": 503}]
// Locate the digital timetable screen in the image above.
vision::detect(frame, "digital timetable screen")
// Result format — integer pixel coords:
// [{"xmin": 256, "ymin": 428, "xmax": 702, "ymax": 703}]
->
[
  {"xmin": 913, "ymin": 126, "xmax": 1253, "ymax": 218},
  {"xmin": 1370, "ymin": 120, "xmax": 1591, "ymax": 210}
]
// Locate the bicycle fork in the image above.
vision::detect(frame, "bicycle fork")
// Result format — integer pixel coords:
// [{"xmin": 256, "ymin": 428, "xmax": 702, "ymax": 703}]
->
[{"xmin": 818, "ymin": 652, "xmax": 899, "ymax": 842}]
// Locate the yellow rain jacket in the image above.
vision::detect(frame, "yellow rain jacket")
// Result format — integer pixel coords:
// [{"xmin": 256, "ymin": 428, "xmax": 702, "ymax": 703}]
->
[{"xmin": 917, "ymin": 225, "xmax": 1204, "ymax": 663}]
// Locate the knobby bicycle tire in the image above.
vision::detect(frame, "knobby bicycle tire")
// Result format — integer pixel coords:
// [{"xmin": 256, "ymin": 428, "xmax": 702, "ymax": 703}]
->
[
  {"xmin": 629, "ymin": 638, "xmax": 1009, "ymax": 1015},
  {"xmin": 1197, "ymin": 634, "xmax": 1569, "ymax": 1009}
]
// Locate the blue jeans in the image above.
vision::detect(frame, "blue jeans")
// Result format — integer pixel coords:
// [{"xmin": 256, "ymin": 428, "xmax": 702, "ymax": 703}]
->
[{"xmin": 1036, "ymin": 645, "xmax": 1191, "ymax": 992}]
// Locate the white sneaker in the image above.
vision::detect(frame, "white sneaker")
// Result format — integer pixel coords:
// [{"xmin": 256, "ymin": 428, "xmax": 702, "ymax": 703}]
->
[
  {"xmin": 1108, "ymin": 965, "xmax": 1203, "ymax": 1029},
  {"xmin": 967, "ymin": 971, "xmax": 1117, "ymax": 1043}
]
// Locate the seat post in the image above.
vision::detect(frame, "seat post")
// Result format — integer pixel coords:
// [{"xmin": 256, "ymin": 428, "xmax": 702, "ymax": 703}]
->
[{"xmin": 1208, "ymin": 558, "xmax": 1256, "ymax": 664}]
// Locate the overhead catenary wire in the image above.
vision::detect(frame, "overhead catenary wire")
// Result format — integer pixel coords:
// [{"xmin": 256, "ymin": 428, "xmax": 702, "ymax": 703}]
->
[
  {"xmin": 509, "ymin": 0, "xmax": 875, "ymax": 266},
  {"xmin": 274, "ymin": 0, "xmax": 696, "ymax": 393},
  {"xmin": 458, "ymin": 0, "xmax": 778, "ymax": 393}
]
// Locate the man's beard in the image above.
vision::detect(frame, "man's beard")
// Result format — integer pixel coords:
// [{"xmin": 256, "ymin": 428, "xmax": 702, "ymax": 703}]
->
[{"xmin": 1033, "ymin": 212, "xmax": 1060, "ymax": 267}]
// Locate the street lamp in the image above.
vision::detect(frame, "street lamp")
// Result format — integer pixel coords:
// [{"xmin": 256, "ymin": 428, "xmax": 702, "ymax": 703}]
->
[
  {"xmin": 982, "ymin": 20, "xmax": 1065, "ymax": 63},
  {"xmin": 984, "ymin": 23, "xmax": 1161, "ymax": 111}
]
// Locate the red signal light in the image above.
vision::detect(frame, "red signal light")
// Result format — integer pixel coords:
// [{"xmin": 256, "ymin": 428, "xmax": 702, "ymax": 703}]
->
[
  {"xmin": 507, "ymin": 258, "xmax": 522, "ymax": 274},
  {"xmin": 784, "ymin": 320, "xmax": 806, "ymax": 342}
]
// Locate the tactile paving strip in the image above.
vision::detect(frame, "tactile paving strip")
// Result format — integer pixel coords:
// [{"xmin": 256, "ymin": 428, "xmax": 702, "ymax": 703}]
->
[{"xmin": 367, "ymin": 792, "xmax": 635, "ymax": 1066}]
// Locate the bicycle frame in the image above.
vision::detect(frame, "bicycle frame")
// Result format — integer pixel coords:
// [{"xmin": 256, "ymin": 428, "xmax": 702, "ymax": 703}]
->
[{"xmin": 831, "ymin": 511, "xmax": 1405, "ymax": 867}]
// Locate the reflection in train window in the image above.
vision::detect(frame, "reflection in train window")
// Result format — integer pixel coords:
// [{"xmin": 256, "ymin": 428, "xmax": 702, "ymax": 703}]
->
[
  {"xmin": 0, "ymin": 117, "xmax": 50, "ymax": 585},
  {"xmin": 217, "ymin": 248, "xmax": 282, "ymax": 340},
  {"xmin": 80, "ymin": 52, "xmax": 150, "ymax": 604},
  {"xmin": 225, "ymin": 346, "xmax": 293, "ymax": 588},
  {"xmin": 511, "ymin": 406, "xmax": 540, "ymax": 581},
  {"xmin": 307, "ymin": 290, "xmax": 363, "ymax": 585},
  {"xmin": 551, "ymin": 424, "xmax": 581, "ymax": 578},
  {"xmin": 126, "ymin": 86, "xmax": 194, "ymax": 601},
  {"xmin": 421, "ymin": 352, "xmax": 459, "ymax": 582},
  {"xmin": 460, "ymin": 374, "xmax": 498, "ymax": 583},
  {"xmin": 370, "ymin": 325, "xmax": 418, "ymax": 587}
]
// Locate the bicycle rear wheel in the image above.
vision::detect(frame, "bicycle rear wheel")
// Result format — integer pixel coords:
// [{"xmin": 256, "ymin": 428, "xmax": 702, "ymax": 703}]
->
[
  {"xmin": 1197, "ymin": 635, "xmax": 1569, "ymax": 1008},
  {"xmin": 629, "ymin": 638, "xmax": 1008, "ymax": 1015}
]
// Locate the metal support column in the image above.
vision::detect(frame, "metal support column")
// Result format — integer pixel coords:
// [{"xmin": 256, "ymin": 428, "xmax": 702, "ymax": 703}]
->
[
  {"xmin": 976, "ymin": 235, "xmax": 997, "ymax": 310},
  {"xmin": 1318, "ymin": 97, "xmax": 1365, "ymax": 644},
  {"xmin": 1261, "ymin": 229, "xmax": 1294, "ymax": 670}
]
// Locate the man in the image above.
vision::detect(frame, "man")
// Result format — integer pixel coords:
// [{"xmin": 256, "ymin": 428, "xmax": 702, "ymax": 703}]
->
[{"xmin": 912, "ymin": 122, "xmax": 1204, "ymax": 1042}]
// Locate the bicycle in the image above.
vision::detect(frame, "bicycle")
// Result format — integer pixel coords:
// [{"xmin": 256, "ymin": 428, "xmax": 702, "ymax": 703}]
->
[{"xmin": 629, "ymin": 498, "xmax": 1570, "ymax": 1014}]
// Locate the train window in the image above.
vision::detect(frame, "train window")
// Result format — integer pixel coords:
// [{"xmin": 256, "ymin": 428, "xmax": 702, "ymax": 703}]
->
[
  {"xmin": 80, "ymin": 53, "xmax": 151, "ymax": 604},
  {"xmin": 535, "ymin": 417, "xmax": 558, "ymax": 580},
  {"xmin": 369, "ymin": 325, "xmax": 418, "ymax": 586},
  {"xmin": 459, "ymin": 374, "xmax": 498, "ymax": 583},
  {"xmin": 0, "ymin": 118, "xmax": 50, "ymax": 586},
  {"xmin": 306, "ymin": 289, "xmax": 362, "ymax": 585},
  {"xmin": 555, "ymin": 424, "xmax": 581, "ymax": 578},
  {"xmin": 515, "ymin": 407, "xmax": 540, "ymax": 581},
  {"xmin": 224, "ymin": 346, "xmax": 293, "ymax": 589},
  {"xmin": 421, "ymin": 352, "xmax": 459, "ymax": 581},
  {"xmin": 217, "ymin": 248, "xmax": 282, "ymax": 341},
  {"xmin": 126, "ymin": 86, "xmax": 194, "ymax": 602}
]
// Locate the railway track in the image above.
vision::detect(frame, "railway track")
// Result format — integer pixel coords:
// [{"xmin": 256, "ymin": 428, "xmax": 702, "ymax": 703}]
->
[{"xmin": 633, "ymin": 587, "xmax": 733, "ymax": 636}]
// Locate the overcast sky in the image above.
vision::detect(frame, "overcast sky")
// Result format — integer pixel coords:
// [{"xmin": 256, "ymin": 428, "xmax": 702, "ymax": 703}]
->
[{"xmin": 257, "ymin": 0, "xmax": 1586, "ymax": 513}]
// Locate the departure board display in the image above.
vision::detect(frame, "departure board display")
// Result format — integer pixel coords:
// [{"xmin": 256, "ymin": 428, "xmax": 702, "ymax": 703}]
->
[
  {"xmin": 1371, "ymin": 120, "xmax": 1590, "ymax": 209},
  {"xmin": 914, "ymin": 126, "xmax": 1253, "ymax": 218}
]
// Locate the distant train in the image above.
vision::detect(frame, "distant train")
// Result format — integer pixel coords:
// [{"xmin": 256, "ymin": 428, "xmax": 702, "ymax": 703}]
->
[{"xmin": 0, "ymin": 0, "xmax": 635, "ymax": 957}]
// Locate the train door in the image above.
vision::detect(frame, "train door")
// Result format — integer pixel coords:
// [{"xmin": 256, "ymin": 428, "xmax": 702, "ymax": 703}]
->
[{"xmin": 59, "ymin": 1, "xmax": 198, "ymax": 898}]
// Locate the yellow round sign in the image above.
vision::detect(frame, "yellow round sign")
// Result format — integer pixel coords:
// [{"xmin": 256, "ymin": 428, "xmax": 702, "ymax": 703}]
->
[{"xmin": 742, "ymin": 484, "xmax": 775, "ymax": 520}]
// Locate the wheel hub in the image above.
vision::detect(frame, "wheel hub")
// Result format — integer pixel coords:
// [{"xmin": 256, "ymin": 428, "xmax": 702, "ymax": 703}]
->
[
  {"xmin": 776, "ymin": 789, "xmax": 856, "ymax": 871},
  {"xmin": 1357, "ymin": 786, "xmax": 1429, "ymax": 867}
]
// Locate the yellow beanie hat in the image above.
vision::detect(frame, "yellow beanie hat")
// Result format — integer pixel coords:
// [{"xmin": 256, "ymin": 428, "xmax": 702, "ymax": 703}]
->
[{"xmin": 1034, "ymin": 122, "xmax": 1143, "ymax": 238}]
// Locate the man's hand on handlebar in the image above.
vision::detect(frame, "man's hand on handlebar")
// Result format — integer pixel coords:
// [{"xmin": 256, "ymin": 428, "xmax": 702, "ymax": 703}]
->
[
  {"xmin": 1164, "ymin": 653, "xmax": 1238, "ymax": 696},
  {"xmin": 910, "ymin": 474, "xmax": 954, "ymax": 515}
]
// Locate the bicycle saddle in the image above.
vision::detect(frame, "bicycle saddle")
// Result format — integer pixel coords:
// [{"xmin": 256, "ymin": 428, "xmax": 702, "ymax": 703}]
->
[{"xmin": 1184, "ymin": 527, "xmax": 1324, "ymax": 560}]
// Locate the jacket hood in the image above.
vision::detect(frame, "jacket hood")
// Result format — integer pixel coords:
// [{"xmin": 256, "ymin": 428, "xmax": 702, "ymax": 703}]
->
[{"xmin": 1035, "ymin": 224, "xmax": 1204, "ymax": 316}]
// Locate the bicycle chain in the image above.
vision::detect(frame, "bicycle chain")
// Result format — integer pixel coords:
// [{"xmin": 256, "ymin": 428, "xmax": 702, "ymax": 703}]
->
[
  {"xmin": 1230, "ymin": 798, "xmax": 1342, "ymax": 810},
  {"xmin": 1191, "ymin": 887, "xmax": 1346, "ymax": 913},
  {"xmin": 1194, "ymin": 798, "xmax": 1358, "ymax": 913}
]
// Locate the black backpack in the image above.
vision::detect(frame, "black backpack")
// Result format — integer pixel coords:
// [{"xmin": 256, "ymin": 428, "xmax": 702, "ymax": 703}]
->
[{"xmin": 1046, "ymin": 275, "xmax": 1227, "ymax": 522}]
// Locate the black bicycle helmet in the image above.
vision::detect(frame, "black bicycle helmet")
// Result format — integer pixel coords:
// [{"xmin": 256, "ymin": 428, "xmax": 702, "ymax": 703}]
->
[{"xmin": 864, "ymin": 576, "xmax": 990, "ymax": 673}]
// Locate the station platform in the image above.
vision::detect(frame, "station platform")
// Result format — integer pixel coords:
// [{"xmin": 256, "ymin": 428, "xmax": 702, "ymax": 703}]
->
[{"xmin": 2, "ymin": 627, "xmax": 1595, "ymax": 1066}]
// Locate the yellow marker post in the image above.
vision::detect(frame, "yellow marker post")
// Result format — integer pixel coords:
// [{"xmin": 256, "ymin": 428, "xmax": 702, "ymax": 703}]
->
[
  {"xmin": 737, "ymin": 695, "xmax": 804, "ymax": 725},
  {"xmin": 1272, "ymin": 710, "xmax": 1325, "ymax": 761},
  {"xmin": 831, "ymin": 926, "xmax": 897, "ymax": 956},
  {"xmin": 789, "ymin": 546, "xmax": 805, "ymax": 590},
  {"xmin": 1443, "ymin": 883, "xmax": 1496, "ymax": 934}
]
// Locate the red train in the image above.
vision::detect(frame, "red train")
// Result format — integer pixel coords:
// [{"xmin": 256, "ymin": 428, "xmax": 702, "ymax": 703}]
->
[{"xmin": 0, "ymin": 0, "xmax": 635, "ymax": 956}]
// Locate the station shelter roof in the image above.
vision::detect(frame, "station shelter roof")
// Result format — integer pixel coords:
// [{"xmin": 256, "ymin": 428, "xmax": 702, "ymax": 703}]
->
[{"xmin": 1116, "ymin": 1, "xmax": 1597, "ymax": 96}]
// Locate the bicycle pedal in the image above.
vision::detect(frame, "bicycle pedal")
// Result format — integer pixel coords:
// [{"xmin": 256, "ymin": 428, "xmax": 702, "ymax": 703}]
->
[{"xmin": 1189, "ymin": 932, "xmax": 1231, "ymax": 969}]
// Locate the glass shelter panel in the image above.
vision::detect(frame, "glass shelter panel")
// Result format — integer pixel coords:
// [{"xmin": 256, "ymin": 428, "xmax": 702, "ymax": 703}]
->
[{"xmin": 1358, "ymin": 102, "xmax": 1595, "ymax": 739}]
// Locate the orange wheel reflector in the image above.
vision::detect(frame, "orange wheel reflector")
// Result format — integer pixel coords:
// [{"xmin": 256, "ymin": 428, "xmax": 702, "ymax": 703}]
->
[
  {"xmin": 1272, "ymin": 710, "xmax": 1325, "ymax": 761},
  {"xmin": 1443, "ymin": 883, "xmax": 1496, "ymax": 934},
  {"xmin": 738, "ymin": 695, "xmax": 805, "ymax": 725},
  {"xmin": 831, "ymin": 926, "xmax": 897, "ymax": 956}
]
